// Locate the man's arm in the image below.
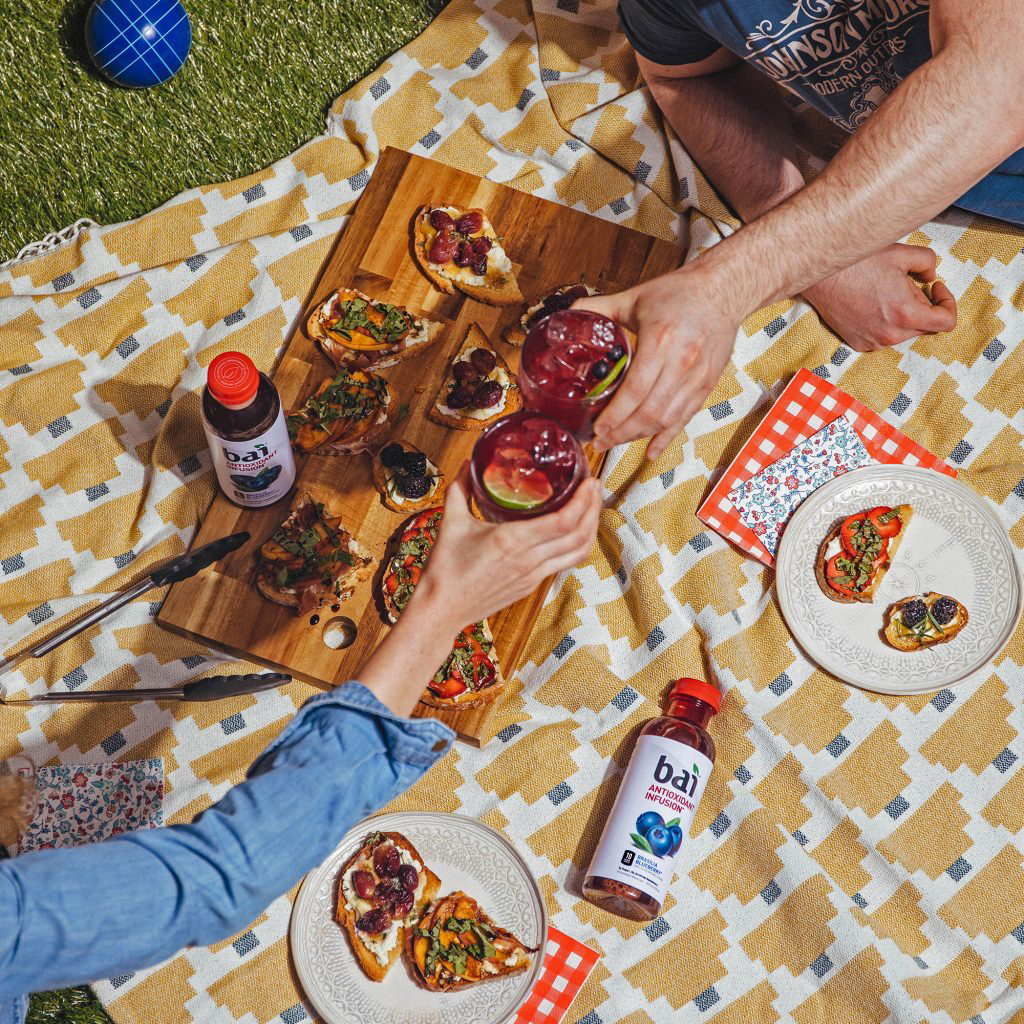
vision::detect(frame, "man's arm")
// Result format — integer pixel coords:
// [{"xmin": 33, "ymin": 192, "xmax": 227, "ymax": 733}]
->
[
  {"xmin": 640, "ymin": 53, "xmax": 805, "ymax": 222},
  {"xmin": 584, "ymin": 0, "xmax": 1016, "ymax": 455},
  {"xmin": 641, "ymin": 53, "xmax": 957, "ymax": 353}
]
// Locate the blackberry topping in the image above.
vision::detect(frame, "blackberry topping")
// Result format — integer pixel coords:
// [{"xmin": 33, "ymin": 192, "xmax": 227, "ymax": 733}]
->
[
  {"xmin": 932, "ymin": 596, "xmax": 957, "ymax": 625},
  {"xmin": 399, "ymin": 475, "xmax": 430, "ymax": 499},
  {"xmin": 901, "ymin": 599, "xmax": 927, "ymax": 628},
  {"xmin": 380, "ymin": 443, "xmax": 404, "ymax": 469},
  {"xmin": 401, "ymin": 451, "xmax": 427, "ymax": 477}
]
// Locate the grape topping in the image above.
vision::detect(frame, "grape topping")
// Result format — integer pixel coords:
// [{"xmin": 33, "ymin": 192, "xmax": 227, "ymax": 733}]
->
[
  {"xmin": 473, "ymin": 380, "xmax": 504, "ymax": 408},
  {"xmin": 446, "ymin": 385, "xmax": 473, "ymax": 409},
  {"xmin": 373, "ymin": 843, "xmax": 400, "ymax": 877},
  {"xmin": 397, "ymin": 863, "xmax": 420, "ymax": 892},
  {"xmin": 355, "ymin": 907, "xmax": 392, "ymax": 935},
  {"xmin": 352, "ymin": 870, "xmax": 376, "ymax": 900},
  {"xmin": 470, "ymin": 348, "xmax": 496, "ymax": 375},
  {"xmin": 428, "ymin": 209, "xmax": 454, "ymax": 231},
  {"xmin": 456, "ymin": 210, "xmax": 483, "ymax": 235}
]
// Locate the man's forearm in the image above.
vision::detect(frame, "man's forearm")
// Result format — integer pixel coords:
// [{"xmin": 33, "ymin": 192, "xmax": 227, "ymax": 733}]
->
[
  {"xmin": 702, "ymin": 34, "xmax": 1024, "ymax": 318},
  {"xmin": 647, "ymin": 61, "xmax": 805, "ymax": 222}
]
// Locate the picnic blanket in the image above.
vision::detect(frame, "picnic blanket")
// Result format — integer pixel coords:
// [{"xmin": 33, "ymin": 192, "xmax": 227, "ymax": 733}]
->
[{"xmin": 3, "ymin": 0, "xmax": 1024, "ymax": 1020}]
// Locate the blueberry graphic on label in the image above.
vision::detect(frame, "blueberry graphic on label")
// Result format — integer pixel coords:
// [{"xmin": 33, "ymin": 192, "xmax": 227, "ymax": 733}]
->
[
  {"xmin": 229, "ymin": 464, "xmax": 282, "ymax": 492},
  {"xmin": 636, "ymin": 811, "xmax": 664, "ymax": 837},
  {"xmin": 668, "ymin": 824, "xmax": 683, "ymax": 856},
  {"xmin": 645, "ymin": 824, "xmax": 673, "ymax": 857}
]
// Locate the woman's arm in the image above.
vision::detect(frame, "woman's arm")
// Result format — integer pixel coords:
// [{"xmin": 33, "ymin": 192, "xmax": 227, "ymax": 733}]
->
[{"xmin": 0, "ymin": 471, "xmax": 601, "ymax": 999}]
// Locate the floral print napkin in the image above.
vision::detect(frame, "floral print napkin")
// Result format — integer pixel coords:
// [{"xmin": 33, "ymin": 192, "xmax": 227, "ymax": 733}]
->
[
  {"xmin": 728, "ymin": 415, "xmax": 874, "ymax": 557},
  {"xmin": 16, "ymin": 759, "xmax": 164, "ymax": 854}
]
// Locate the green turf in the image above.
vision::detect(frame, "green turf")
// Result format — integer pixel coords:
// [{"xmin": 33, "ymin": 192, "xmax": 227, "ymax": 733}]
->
[
  {"xmin": 0, "ymin": 0, "xmax": 447, "ymax": 263},
  {"xmin": 4, "ymin": 5, "xmax": 445, "ymax": 1020}
]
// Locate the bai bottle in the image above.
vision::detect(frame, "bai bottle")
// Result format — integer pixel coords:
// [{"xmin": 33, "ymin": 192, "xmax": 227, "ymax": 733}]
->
[
  {"xmin": 582, "ymin": 678, "xmax": 720, "ymax": 920},
  {"xmin": 200, "ymin": 351, "xmax": 296, "ymax": 508}
]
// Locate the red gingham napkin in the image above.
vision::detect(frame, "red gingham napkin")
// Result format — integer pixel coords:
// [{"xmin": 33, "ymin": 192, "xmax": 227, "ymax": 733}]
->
[
  {"xmin": 515, "ymin": 927, "xmax": 600, "ymax": 1024},
  {"xmin": 697, "ymin": 367, "xmax": 957, "ymax": 567}
]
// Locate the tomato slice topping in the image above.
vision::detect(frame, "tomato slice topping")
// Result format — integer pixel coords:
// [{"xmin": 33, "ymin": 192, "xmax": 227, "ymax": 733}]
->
[
  {"xmin": 825, "ymin": 554, "xmax": 864, "ymax": 596},
  {"xmin": 867, "ymin": 505, "xmax": 902, "ymax": 539},
  {"xmin": 429, "ymin": 674, "xmax": 467, "ymax": 699},
  {"xmin": 839, "ymin": 513, "xmax": 867, "ymax": 554}
]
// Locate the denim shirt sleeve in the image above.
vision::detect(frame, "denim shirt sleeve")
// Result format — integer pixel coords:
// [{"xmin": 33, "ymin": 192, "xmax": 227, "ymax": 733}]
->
[{"xmin": 0, "ymin": 682, "xmax": 454, "ymax": 1004}]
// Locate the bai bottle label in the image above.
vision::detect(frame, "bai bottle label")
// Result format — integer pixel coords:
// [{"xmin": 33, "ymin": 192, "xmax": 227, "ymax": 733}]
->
[
  {"xmin": 587, "ymin": 735, "xmax": 713, "ymax": 906},
  {"xmin": 204, "ymin": 407, "xmax": 295, "ymax": 508}
]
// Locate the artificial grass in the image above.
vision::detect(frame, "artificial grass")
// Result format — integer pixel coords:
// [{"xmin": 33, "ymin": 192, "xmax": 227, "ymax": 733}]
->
[
  {"xmin": 4, "ymin": 4, "xmax": 446, "ymax": 1021},
  {"xmin": 0, "ymin": 0, "xmax": 447, "ymax": 263}
]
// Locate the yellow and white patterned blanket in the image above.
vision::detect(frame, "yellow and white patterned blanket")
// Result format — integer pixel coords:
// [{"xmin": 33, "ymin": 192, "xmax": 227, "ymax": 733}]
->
[{"xmin": 2, "ymin": 0, "xmax": 1024, "ymax": 1021}]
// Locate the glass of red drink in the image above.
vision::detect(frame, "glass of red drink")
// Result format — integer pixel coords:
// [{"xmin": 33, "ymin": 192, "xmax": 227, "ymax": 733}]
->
[
  {"xmin": 469, "ymin": 411, "xmax": 588, "ymax": 522},
  {"xmin": 519, "ymin": 309, "xmax": 631, "ymax": 440}
]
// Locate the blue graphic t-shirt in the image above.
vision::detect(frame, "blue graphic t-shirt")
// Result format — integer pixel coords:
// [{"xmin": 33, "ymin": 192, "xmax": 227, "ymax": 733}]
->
[{"xmin": 617, "ymin": 0, "xmax": 1024, "ymax": 224}]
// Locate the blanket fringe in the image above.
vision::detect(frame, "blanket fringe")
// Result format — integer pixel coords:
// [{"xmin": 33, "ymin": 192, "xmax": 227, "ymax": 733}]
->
[{"xmin": 0, "ymin": 218, "xmax": 97, "ymax": 270}]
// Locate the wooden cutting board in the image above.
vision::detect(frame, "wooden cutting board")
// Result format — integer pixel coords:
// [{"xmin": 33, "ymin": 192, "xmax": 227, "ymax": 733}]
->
[{"xmin": 158, "ymin": 147, "xmax": 681, "ymax": 744}]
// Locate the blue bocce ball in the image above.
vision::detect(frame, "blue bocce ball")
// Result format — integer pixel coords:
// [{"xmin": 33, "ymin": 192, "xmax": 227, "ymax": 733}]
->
[{"xmin": 86, "ymin": 0, "xmax": 192, "ymax": 88}]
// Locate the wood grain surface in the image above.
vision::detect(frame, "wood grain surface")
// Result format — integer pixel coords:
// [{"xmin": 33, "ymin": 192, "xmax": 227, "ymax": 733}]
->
[{"xmin": 158, "ymin": 148, "xmax": 682, "ymax": 743}]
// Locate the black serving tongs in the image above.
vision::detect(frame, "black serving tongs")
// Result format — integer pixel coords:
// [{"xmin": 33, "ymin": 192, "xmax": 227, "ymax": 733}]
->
[{"xmin": 0, "ymin": 532, "xmax": 290, "ymax": 703}]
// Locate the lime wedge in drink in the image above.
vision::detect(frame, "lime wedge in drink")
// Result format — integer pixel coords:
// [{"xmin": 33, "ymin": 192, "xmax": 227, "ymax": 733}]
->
[
  {"xmin": 585, "ymin": 352, "xmax": 629, "ymax": 400},
  {"xmin": 483, "ymin": 449, "xmax": 554, "ymax": 511}
]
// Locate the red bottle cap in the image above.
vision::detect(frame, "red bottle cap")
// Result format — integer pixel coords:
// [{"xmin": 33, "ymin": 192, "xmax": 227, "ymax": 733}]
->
[
  {"xmin": 669, "ymin": 678, "xmax": 722, "ymax": 714},
  {"xmin": 208, "ymin": 352, "xmax": 259, "ymax": 408}
]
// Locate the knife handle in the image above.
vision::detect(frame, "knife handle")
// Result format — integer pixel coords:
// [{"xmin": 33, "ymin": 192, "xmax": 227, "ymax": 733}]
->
[
  {"xmin": 151, "ymin": 532, "xmax": 250, "ymax": 587},
  {"xmin": 181, "ymin": 672, "xmax": 291, "ymax": 702}
]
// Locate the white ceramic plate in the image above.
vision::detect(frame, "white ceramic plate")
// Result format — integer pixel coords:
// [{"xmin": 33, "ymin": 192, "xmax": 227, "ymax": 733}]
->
[
  {"xmin": 290, "ymin": 811, "xmax": 547, "ymax": 1024},
  {"xmin": 776, "ymin": 465, "xmax": 1021, "ymax": 694}
]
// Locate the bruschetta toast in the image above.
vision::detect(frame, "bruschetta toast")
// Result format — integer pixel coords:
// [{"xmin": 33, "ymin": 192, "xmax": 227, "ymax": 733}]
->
[
  {"xmin": 306, "ymin": 288, "xmax": 442, "ymax": 371},
  {"xmin": 815, "ymin": 504, "xmax": 912, "ymax": 604},
  {"xmin": 372, "ymin": 441, "xmax": 445, "ymax": 513},
  {"xmin": 884, "ymin": 592, "xmax": 968, "ymax": 650},
  {"xmin": 412, "ymin": 205, "xmax": 522, "ymax": 306},
  {"xmin": 256, "ymin": 492, "xmax": 373, "ymax": 613},
  {"xmin": 503, "ymin": 280, "xmax": 601, "ymax": 346},
  {"xmin": 287, "ymin": 368, "xmax": 395, "ymax": 456},
  {"xmin": 337, "ymin": 830, "xmax": 441, "ymax": 983},
  {"xmin": 429, "ymin": 325, "xmax": 520, "ymax": 431},
  {"xmin": 408, "ymin": 891, "xmax": 535, "ymax": 991}
]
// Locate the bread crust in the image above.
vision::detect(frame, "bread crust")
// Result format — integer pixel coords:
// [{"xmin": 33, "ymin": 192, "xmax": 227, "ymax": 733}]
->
[
  {"xmin": 411, "ymin": 206, "xmax": 523, "ymax": 306},
  {"xmin": 372, "ymin": 441, "xmax": 447, "ymax": 513},
  {"xmin": 305, "ymin": 289, "xmax": 443, "ymax": 372},
  {"xmin": 883, "ymin": 592, "xmax": 969, "ymax": 651},
  {"xmin": 814, "ymin": 504, "xmax": 913, "ymax": 603},
  {"xmin": 428, "ymin": 324, "xmax": 521, "ymax": 431},
  {"xmin": 337, "ymin": 831, "xmax": 441, "ymax": 983}
]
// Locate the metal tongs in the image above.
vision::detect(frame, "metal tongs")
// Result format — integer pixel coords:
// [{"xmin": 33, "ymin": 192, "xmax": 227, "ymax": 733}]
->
[{"xmin": 0, "ymin": 532, "xmax": 292, "ymax": 704}]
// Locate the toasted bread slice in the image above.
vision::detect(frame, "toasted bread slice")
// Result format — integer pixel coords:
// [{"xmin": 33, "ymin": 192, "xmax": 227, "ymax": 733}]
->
[
  {"xmin": 419, "ymin": 620, "xmax": 505, "ymax": 711},
  {"xmin": 412, "ymin": 205, "xmax": 522, "ymax": 306},
  {"xmin": 408, "ymin": 890, "xmax": 535, "ymax": 991},
  {"xmin": 429, "ymin": 325, "xmax": 521, "ymax": 431},
  {"xmin": 372, "ymin": 441, "xmax": 446, "ymax": 513},
  {"xmin": 256, "ymin": 492, "xmax": 373, "ymax": 613},
  {"xmin": 503, "ymin": 281, "xmax": 602, "ymax": 346},
  {"xmin": 884, "ymin": 592, "xmax": 969, "ymax": 651},
  {"xmin": 306, "ymin": 288, "xmax": 443, "ymax": 371},
  {"xmin": 815, "ymin": 504, "xmax": 913, "ymax": 604},
  {"xmin": 381, "ymin": 507, "xmax": 445, "ymax": 623},
  {"xmin": 337, "ymin": 830, "xmax": 441, "ymax": 983},
  {"xmin": 287, "ymin": 368, "xmax": 396, "ymax": 456}
]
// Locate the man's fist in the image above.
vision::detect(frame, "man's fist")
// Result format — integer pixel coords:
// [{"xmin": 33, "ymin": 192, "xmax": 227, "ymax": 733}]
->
[{"xmin": 802, "ymin": 243, "xmax": 957, "ymax": 351}]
